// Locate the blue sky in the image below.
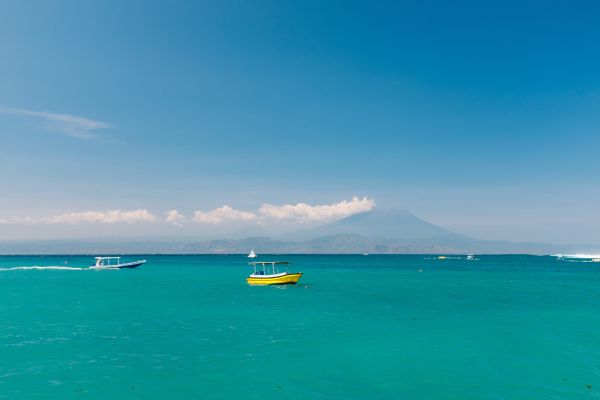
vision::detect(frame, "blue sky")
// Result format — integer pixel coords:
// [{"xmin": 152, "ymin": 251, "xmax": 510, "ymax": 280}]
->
[{"xmin": 1, "ymin": 0, "xmax": 599, "ymax": 243}]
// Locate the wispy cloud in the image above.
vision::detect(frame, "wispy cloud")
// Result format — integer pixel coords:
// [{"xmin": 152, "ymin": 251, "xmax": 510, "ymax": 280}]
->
[
  {"xmin": 0, "ymin": 217, "xmax": 37, "ymax": 225},
  {"xmin": 259, "ymin": 196, "xmax": 375, "ymax": 222},
  {"xmin": 193, "ymin": 206, "xmax": 257, "ymax": 224},
  {"xmin": 0, "ymin": 209, "xmax": 156, "ymax": 225},
  {"xmin": 43, "ymin": 209, "xmax": 156, "ymax": 224},
  {"xmin": 0, "ymin": 106, "xmax": 110, "ymax": 139}
]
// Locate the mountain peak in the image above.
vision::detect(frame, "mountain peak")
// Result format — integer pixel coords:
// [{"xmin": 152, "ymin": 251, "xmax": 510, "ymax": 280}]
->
[{"xmin": 287, "ymin": 209, "xmax": 463, "ymax": 241}]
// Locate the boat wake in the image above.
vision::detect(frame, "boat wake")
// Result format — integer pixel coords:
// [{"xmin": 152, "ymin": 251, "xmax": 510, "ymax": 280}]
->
[{"xmin": 0, "ymin": 266, "xmax": 86, "ymax": 271}]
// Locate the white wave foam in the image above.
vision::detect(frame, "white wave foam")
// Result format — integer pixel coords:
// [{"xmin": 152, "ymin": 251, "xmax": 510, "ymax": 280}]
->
[
  {"xmin": 555, "ymin": 254, "xmax": 600, "ymax": 259},
  {"xmin": 0, "ymin": 266, "xmax": 86, "ymax": 271}
]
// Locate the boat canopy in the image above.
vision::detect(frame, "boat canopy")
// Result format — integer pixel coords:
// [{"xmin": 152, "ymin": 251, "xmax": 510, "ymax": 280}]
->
[
  {"xmin": 94, "ymin": 256, "xmax": 121, "ymax": 266},
  {"xmin": 249, "ymin": 261, "xmax": 289, "ymax": 266},
  {"xmin": 249, "ymin": 261, "xmax": 289, "ymax": 275}
]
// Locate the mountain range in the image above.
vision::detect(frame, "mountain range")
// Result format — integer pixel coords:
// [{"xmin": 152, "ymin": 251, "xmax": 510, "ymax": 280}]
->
[
  {"xmin": 187, "ymin": 210, "xmax": 580, "ymax": 255},
  {"xmin": 0, "ymin": 209, "xmax": 596, "ymax": 255}
]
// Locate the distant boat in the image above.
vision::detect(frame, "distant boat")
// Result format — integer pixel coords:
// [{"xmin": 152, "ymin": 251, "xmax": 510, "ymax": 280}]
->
[
  {"xmin": 554, "ymin": 254, "xmax": 600, "ymax": 262},
  {"xmin": 247, "ymin": 261, "xmax": 302, "ymax": 285},
  {"xmin": 466, "ymin": 254, "xmax": 475, "ymax": 260},
  {"xmin": 248, "ymin": 250, "xmax": 257, "ymax": 259},
  {"xmin": 90, "ymin": 257, "xmax": 145, "ymax": 269},
  {"xmin": 437, "ymin": 256, "xmax": 447, "ymax": 260}
]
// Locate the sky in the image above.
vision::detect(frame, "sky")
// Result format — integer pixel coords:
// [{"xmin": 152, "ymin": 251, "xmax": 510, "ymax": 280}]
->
[{"xmin": 0, "ymin": 0, "xmax": 599, "ymax": 244}]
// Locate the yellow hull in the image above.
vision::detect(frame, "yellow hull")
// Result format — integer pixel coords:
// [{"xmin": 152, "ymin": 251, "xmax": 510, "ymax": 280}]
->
[{"xmin": 247, "ymin": 272, "xmax": 302, "ymax": 285}]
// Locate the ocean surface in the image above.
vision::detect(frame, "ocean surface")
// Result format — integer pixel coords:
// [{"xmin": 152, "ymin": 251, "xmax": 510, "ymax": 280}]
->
[{"xmin": 1, "ymin": 254, "xmax": 600, "ymax": 399}]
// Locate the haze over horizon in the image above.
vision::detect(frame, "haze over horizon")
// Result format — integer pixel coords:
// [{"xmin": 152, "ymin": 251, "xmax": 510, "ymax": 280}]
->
[{"xmin": 1, "ymin": 1, "xmax": 599, "ymax": 245}]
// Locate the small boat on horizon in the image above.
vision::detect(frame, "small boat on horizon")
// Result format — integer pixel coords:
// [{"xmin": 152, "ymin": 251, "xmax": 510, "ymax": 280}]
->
[
  {"xmin": 90, "ymin": 257, "xmax": 146, "ymax": 269},
  {"xmin": 248, "ymin": 250, "xmax": 257, "ymax": 259},
  {"xmin": 247, "ymin": 261, "xmax": 302, "ymax": 285},
  {"xmin": 554, "ymin": 254, "xmax": 600, "ymax": 262}
]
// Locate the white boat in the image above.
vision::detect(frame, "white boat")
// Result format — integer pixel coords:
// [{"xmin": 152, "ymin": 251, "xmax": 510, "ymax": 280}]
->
[
  {"xmin": 248, "ymin": 250, "xmax": 257, "ymax": 259},
  {"xmin": 555, "ymin": 254, "xmax": 600, "ymax": 262},
  {"xmin": 90, "ymin": 257, "xmax": 146, "ymax": 269},
  {"xmin": 466, "ymin": 254, "xmax": 475, "ymax": 260}
]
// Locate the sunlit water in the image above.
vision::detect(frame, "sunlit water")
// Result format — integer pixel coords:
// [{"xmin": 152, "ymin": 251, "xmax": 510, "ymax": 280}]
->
[{"xmin": 1, "ymin": 255, "xmax": 600, "ymax": 399}]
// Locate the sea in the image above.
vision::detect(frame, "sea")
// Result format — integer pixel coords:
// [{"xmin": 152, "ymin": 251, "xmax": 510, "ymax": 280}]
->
[{"xmin": 1, "ymin": 254, "xmax": 599, "ymax": 399}]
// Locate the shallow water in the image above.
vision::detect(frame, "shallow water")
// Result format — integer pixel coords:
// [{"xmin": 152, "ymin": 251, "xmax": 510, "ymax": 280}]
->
[{"xmin": 1, "ymin": 255, "xmax": 600, "ymax": 399}]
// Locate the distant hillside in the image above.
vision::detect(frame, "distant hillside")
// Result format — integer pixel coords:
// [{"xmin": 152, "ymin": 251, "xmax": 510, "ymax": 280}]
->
[
  {"xmin": 0, "ymin": 234, "xmax": 593, "ymax": 255},
  {"xmin": 0, "ymin": 210, "xmax": 597, "ymax": 255},
  {"xmin": 184, "ymin": 234, "xmax": 591, "ymax": 255}
]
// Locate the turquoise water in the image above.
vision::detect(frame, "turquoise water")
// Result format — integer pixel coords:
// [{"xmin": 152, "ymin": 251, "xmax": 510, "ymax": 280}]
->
[{"xmin": 1, "ymin": 255, "xmax": 600, "ymax": 399}]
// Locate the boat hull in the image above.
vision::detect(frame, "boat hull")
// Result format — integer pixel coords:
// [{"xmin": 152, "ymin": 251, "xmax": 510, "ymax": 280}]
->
[
  {"xmin": 247, "ymin": 272, "xmax": 302, "ymax": 285},
  {"xmin": 90, "ymin": 260, "xmax": 146, "ymax": 270}
]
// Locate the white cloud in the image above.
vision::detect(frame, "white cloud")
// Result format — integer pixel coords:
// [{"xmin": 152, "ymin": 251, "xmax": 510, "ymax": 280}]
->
[
  {"xmin": 259, "ymin": 196, "xmax": 375, "ymax": 222},
  {"xmin": 0, "ymin": 209, "xmax": 157, "ymax": 225},
  {"xmin": 42, "ymin": 209, "xmax": 156, "ymax": 224},
  {"xmin": 165, "ymin": 210, "xmax": 185, "ymax": 226},
  {"xmin": 0, "ymin": 106, "xmax": 110, "ymax": 139},
  {"xmin": 0, "ymin": 197, "xmax": 375, "ymax": 228},
  {"xmin": 193, "ymin": 206, "xmax": 257, "ymax": 224},
  {"xmin": 0, "ymin": 216, "xmax": 37, "ymax": 225}
]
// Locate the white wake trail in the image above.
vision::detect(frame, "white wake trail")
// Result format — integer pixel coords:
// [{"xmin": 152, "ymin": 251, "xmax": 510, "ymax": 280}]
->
[{"xmin": 0, "ymin": 266, "xmax": 86, "ymax": 271}]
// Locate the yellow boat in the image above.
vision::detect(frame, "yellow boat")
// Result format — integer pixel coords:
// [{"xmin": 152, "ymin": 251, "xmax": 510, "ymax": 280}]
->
[{"xmin": 247, "ymin": 261, "xmax": 302, "ymax": 285}]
